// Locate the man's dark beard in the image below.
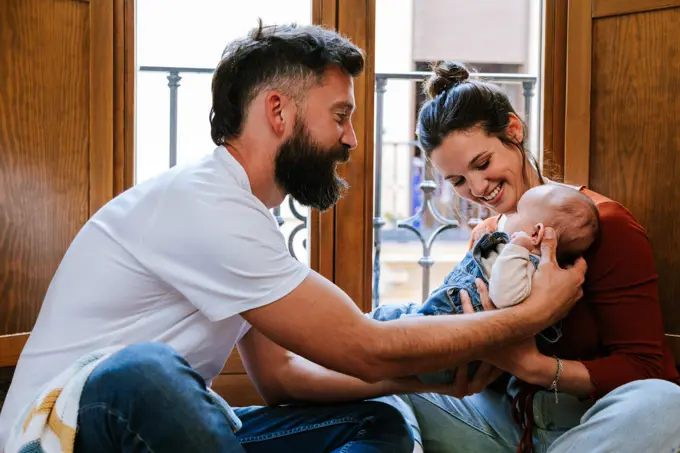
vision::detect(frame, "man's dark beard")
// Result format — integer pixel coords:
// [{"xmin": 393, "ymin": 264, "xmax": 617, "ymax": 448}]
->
[{"xmin": 274, "ymin": 122, "xmax": 350, "ymax": 211}]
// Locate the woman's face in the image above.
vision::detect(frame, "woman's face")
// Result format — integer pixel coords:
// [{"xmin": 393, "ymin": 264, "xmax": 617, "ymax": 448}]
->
[{"xmin": 429, "ymin": 116, "xmax": 530, "ymax": 215}]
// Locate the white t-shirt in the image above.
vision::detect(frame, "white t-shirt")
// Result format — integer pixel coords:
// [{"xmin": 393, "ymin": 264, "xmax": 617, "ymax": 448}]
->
[{"xmin": 0, "ymin": 146, "xmax": 309, "ymax": 445}]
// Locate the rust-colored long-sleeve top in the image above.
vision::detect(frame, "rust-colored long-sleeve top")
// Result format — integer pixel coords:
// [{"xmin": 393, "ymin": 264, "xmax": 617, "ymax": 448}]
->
[{"xmin": 470, "ymin": 187, "xmax": 679, "ymax": 400}]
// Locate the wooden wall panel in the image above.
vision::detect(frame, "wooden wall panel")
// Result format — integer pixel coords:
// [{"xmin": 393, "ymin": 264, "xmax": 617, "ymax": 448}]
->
[
  {"xmin": 212, "ymin": 374, "xmax": 264, "ymax": 407},
  {"xmin": 542, "ymin": 0, "xmax": 568, "ymax": 180},
  {"xmin": 0, "ymin": 334, "xmax": 28, "ymax": 368},
  {"xmin": 114, "ymin": 0, "xmax": 136, "ymax": 194},
  {"xmin": 593, "ymin": 0, "xmax": 680, "ymax": 18},
  {"xmin": 89, "ymin": 0, "xmax": 115, "ymax": 214},
  {"xmin": 589, "ymin": 8, "xmax": 680, "ymax": 338},
  {"xmin": 0, "ymin": 0, "xmax": 92, "ymax": 335},
  {"xmin": 563, "ymin": 0, "xmax": 593, "ymax": 186}
]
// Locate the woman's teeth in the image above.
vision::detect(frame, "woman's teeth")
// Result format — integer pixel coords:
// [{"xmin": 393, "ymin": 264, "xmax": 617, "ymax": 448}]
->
[{"xmin": 483, "ymin": 183, "xmax": 503, "ymax": 201}]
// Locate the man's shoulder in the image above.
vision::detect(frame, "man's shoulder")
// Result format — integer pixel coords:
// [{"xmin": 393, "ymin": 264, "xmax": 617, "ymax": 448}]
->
[{"xmin": 126, "ymin": 150, "xmax": 263, "ymax": 222}]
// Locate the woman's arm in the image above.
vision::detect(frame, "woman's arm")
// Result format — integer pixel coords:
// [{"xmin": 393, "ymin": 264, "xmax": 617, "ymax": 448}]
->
[
  {"xmin": 491, "ymin": 341, "xmax": 595, "ymax": 397},
  {"xmin": 570, "ymin": 202, "xmax": 670, "ymax": 399},
  {"xmin": 487, "ymin": 201, "xmax": 673, "ymax": 399},
  {"xmin": 473, "ymin": 279, "xmax": 597, "ymax": 397}
]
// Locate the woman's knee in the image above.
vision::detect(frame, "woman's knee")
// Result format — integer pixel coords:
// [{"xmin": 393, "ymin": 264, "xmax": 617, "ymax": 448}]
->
[
  {"xmin": 617, "ymin": 379, "xmax": 680, "ymax": 410},
  {"xmin": 610, "ymin": 378, "xmax": 679, "ymax": 397},
  {"xmin": 583, "ymin": 379, "xmax": 680, "ymax": 427}
]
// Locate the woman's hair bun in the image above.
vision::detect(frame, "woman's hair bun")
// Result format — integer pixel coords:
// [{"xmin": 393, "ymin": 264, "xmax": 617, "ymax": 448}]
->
[{"xmin": 423, "ymin": 61, "xmax": 470, "ymax": 99}]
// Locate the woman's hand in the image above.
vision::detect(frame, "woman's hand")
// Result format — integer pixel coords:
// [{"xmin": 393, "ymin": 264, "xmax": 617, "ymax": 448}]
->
[
  {"xmin": 465, "ymin": 278, "xmax": 548, "ymax": 383},
  {"xmin": 482, "ymin": 337, "xmax": 545, "ymax": 382}
]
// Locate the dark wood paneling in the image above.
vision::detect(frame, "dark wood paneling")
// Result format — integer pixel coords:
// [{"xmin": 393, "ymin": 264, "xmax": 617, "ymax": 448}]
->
[
  {"xmin": 123, "ymin": 0, "xmax": 135, "ymax": 190},
  {"xmin": 0, "ymin": 333, "xmax": 29, "ymax": 368},
  {"xmin": 223, "ymin": 348, "xmax": 247, "ymax": 374},
  {"xmin": 542, "ymin": 0, "xmax": 568, "ymax": 180},
  {"xmin": 211, "ymin": 374, "xmax": 264, "ymax": 407},
  {"xmin": 0, "ymin": 0, "xmax": 91, "ymax": 334},
  {"xmin": 564, "ymin": 0, "xmax": 593, "ymax": 186},
  {"xmin": 593, "ymin": 0, "xmax": 680, "ymax": 18},
  {"xmin": 89, "ymin": 0, "xmax": 115, "ymax": 214},
  {"xmin": 0, "ymin": 0, "xmax": 128, "ymax": 336},
  {"xmin": 111, "ymin": 0, "xmax": 135, "ymax": 197},
  {"xmin": 589, "ymin": 8, "xmax": 680, "ymax": 335}
]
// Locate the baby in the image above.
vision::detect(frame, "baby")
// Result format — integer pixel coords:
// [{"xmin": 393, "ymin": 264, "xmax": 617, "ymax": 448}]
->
[
  {"xmin": 488, "ymin": 184, "xmax": 600, "ymax": 309},
  {"xmin": 369, "ymin": 184, "xmax": 600, "ymax": 384}
]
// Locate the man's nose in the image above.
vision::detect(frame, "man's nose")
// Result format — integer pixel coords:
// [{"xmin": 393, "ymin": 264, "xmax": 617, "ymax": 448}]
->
[{"xmin": 342, "ymin": 123, "xmax": 358, "ymax": 150}]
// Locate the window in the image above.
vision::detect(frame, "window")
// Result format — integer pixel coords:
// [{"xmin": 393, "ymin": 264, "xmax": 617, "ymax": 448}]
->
[{"xmin": 373, "ymin": 0, "xmax": 544, "ymax": 307}]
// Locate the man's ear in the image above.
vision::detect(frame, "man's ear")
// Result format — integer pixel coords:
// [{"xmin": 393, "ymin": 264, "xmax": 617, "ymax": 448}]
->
[
  {"xmin": 264, "ymin": 91, "xmax": 295, "ymax": 137},
  {"xmin": 533, "ymin": 223, "xmax": 545, "ymax": 245}
]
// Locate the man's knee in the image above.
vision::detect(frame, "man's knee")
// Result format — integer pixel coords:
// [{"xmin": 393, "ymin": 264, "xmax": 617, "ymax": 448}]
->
[{"xmin": 84, "ymin": 342, "xmax": 190, "ymax": 397}]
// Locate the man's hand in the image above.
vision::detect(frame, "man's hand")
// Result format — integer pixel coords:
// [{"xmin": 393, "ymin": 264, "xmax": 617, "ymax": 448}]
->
[
  {"xmin": 441, "ymin": 281, "xmax": 505, "ymax": 397},
  {"xmin": 389, "ymin": 359, "xmax": 503, "ymax": 399},
  {"xmin": 520, "ymin": 227, "xmax": 587, "ymax": 325}
]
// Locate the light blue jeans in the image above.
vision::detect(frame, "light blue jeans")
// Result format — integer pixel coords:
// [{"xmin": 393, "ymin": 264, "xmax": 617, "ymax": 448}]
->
[{"xmin": 377, "ymin": 377, "xmax": 680, "ymax": 452}]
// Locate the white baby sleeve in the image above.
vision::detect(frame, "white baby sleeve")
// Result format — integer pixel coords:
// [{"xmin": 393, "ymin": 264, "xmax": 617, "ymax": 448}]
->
[{"xmin": 488, "ymin": 243, "xmax": 537, "ymax": 308}]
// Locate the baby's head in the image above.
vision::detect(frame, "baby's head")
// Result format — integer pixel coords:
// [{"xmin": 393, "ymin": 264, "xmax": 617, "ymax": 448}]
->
[{"xmin": 503, "ymin": 185, "xmax": 600, "ymax": 263}]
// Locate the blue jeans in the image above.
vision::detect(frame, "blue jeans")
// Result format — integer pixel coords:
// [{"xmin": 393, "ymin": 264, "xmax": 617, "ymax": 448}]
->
[
  {"xmin": 377, "ymin": 377, "xmax": 680, "ymax": 452},
  {"xmin": 369, "ymin": 232, "xmax": 559, "ymax": 385},
  {"xmin": 74, "ymin": 342, "xmax": 414, "ymax": 453}
]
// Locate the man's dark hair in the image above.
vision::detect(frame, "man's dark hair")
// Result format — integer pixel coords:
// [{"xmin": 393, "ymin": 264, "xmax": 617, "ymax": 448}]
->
[{"xmin": 209, "ymin": 20, "xmax": 365, "ymax": 146}]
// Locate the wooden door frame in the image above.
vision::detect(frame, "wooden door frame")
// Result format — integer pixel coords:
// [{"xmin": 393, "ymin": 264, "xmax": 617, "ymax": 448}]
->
[
  {"xmin": 311, "ymin": 0, "xmax": 376, "ymax": 313},
  {"xmin": 115, "ymin": 0, "xmax": 136, "ymax": 195},
  {"xmin": 542, "ymin": 0, "xmax": 568, "ymax": 180},
  {"xmin": 562, "ymin": 0, "xmax": 593, "ymax": 186},
  {"xmin": 91, "ymin": 0, "xmax": 135, "ymax": 213}
]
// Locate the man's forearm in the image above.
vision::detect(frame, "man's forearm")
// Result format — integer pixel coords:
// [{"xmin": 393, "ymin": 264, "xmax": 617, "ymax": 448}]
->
[
  {"xmin": 261, "ymin": 351, "xmax": 428, "ymax": 406},
  {"xmin": 364, "ymin": 302, "xmax": 549, "ymax": 381},
  {"xmin": 243, "ymin": 271, "xmax": 562, "ymax": 385}
]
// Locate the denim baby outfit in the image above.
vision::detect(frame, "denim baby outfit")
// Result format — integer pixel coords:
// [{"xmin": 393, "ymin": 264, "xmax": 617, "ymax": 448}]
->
[{"xmin": 369, "ymin": 231, "xmax": 562, "ymax": 384}]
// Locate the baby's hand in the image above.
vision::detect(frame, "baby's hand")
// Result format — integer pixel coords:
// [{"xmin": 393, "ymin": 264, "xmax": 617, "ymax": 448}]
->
[{"xmin": 510, "ymin": 231, "xmax": 534, "ymax": 250}]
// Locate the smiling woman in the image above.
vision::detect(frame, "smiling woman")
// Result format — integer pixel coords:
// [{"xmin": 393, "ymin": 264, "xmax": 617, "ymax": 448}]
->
[
  {"xmin": 420, "ymin": 62, "xmax": 544, "ymax": 215},
  {"xmin": 374, "ymin": 52, "xmax": 680, "ymax": 453}
]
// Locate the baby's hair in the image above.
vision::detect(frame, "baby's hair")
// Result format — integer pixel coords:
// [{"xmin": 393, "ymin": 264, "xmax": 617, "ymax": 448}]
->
[{"xmin": 549, "ymin": 187, "xmax": 600, "ymax": 263}]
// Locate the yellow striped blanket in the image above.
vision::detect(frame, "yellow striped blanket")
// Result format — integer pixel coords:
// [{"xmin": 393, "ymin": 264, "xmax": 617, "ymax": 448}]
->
[{"xmin": 3, "ymin": 346, "xmax": 123, "ymax": 453}]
